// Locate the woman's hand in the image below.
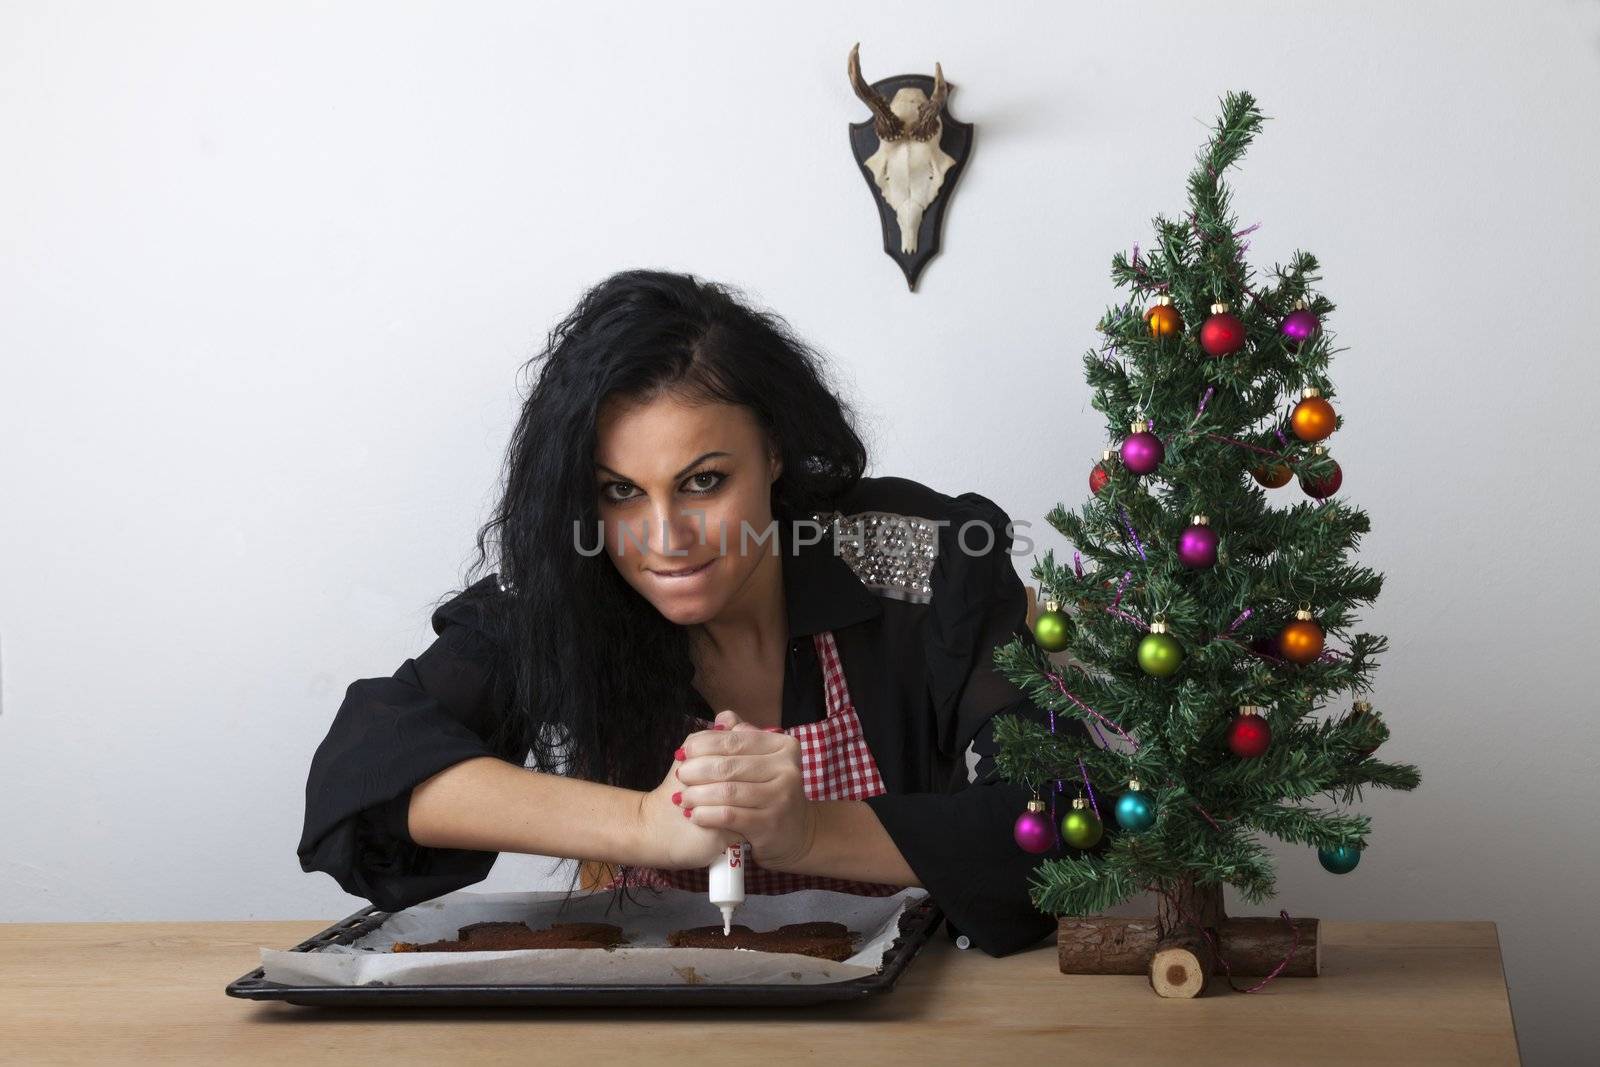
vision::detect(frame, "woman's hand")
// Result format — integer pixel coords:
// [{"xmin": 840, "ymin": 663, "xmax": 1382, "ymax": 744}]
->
[
  {"xmin": 679, "ymin": 708, "xmax": 817, "ymax": 872},
  {"xmin": 637, "ymin": 745, "xmax": 744, "ymax": 871}
]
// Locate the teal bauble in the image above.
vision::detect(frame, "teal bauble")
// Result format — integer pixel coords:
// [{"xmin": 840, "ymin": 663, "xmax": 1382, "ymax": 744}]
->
[
  {"xmin": 1115, "ymin": 780, "xmax": 1156, "ymax": 832},
  {"xmin": 1060, "ymin": 797, "xmax": 1104, "ymax": 849},
  {"xmin": 1137, "ymin": 623, "xmax": 1183, "ymax": 677},
  {"xmin": 1032, "ymin": 598, "xmax": 1073, "ymax": 653},
  {"xmin": 1318, "ymin": 844, "xmax": 1361, "ymax": 874}
]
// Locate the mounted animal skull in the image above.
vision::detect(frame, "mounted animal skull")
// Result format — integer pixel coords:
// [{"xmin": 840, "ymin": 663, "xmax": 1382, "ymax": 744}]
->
[{"xmin": 847, "ymin": 43, "xmax": 956, "ymax": 255}]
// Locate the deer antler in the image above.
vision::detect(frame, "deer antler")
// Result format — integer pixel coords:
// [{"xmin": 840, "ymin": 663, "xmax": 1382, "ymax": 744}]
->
[
  {"xmin": 848, "ymin": 43, "xmax": 902, "ymax": 141},
  {"xmin": 906, "ymin": 62, "xmax": 947, "ymax": 142}
]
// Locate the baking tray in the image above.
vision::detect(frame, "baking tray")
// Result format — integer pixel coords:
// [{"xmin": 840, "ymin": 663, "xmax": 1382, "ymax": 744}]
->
[{"xmin": 225, "ymin": 895, "xmax": 945, "ymax": 1008}]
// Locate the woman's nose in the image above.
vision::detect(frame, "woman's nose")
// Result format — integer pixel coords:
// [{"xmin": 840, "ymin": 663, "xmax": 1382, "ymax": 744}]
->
[{"xmin": 652, "ymin": 506, "xmax": 710, "ymax": 556}]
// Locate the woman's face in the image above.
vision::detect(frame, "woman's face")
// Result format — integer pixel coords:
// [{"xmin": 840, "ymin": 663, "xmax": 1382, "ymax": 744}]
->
[{"xmin": 593, "ymin": 391, "xmax": 782, "ymax": 625}]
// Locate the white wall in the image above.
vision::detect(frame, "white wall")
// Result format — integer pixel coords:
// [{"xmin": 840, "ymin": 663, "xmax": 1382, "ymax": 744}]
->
[{"xmin": 2, "ymin": 1, "xmax": 1595, "ymax": 1059}]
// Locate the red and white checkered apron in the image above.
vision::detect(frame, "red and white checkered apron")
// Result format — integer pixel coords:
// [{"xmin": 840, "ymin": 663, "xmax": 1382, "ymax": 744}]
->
[{"xmin": 603, "ymin": 629, "xmax": 904, "ymax": 896}]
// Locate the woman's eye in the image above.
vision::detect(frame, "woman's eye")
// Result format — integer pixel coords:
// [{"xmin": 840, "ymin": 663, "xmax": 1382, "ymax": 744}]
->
[
  {"xmin": 686, "ymin": 470, "xmax": 725, "ymax": 494},
  {"xmin": 601, "ymin": 470, "xmax": 724, "ymax": 504}
]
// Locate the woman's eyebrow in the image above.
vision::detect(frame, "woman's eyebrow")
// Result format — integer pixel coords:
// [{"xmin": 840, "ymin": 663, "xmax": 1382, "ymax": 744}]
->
[{"xmin": 595, "ymin": 450, "xmax": 732, "ymax": 482}]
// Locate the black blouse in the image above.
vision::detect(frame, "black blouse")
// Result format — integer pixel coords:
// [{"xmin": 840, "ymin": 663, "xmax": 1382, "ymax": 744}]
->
[{"xmin": 297, "ymin": 474, "xmax": 1093, "ymax": 957}]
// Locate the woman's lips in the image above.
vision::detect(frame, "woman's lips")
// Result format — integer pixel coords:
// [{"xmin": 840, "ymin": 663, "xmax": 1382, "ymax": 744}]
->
[{"xmin": 649, "ymin": 557, "xmax": 717, "ymax": 579}]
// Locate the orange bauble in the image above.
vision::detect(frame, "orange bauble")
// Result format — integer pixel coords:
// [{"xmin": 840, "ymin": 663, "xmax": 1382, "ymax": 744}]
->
[
  {"xmin": 1146, "ymin": 295, "xmax": 1183, "ymax": 338},
  {"xmin": 1291, "ymin": 388, "xmax": 1337, "ymax": 442},
  {"xmin": 1252, "ymin": 462, "xmax": 1292, "ymax": 488},
  {"xmin": 1278, "ymin": 610, "xmax": 1325, "ymax": 664}
]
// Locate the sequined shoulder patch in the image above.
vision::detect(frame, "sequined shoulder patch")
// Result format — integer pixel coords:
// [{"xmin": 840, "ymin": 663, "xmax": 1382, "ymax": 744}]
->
[{"xmin": 813, "ymin": 508, "xmax": 939, "ymax": 604}]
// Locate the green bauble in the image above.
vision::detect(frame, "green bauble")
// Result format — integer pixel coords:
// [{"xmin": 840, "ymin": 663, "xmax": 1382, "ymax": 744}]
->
[
  {"xmin": 1318, "ymin": 844, "xmax": 1361, "ymax": 874},
  {"xmin": 1060, "ymin": 798, "xmax": 1104, "ymax": 849},
  {"xmin": 1032, "ymin": 599, "xmax": 1073, "ymax": 653},
  {"xmin": 1137, "ymin": 624, "xmax": 1183, "ymax": 677}
]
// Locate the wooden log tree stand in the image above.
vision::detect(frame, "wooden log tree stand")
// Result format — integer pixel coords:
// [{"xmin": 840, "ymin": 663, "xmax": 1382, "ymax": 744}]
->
[{"xmin": 1056, "ymin": 880, "xmax": 1320, "ymax": 998}]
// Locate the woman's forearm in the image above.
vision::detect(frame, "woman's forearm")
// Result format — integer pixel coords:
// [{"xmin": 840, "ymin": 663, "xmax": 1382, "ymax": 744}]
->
[
  {"xmin": 775, "ymin": 800, "xmax": 923, "ymax": 887},
  {"xmin": 408, "ymin": 762, "xmax": 922, "ymax": 886},
  {"xmin": 407, "ymin": 756, "xmax": 658, "ymax": 867}
]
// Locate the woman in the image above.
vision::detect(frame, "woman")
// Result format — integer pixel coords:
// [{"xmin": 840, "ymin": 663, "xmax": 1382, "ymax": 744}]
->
[{"xmin": 297, "ymin": 269, "xmax": 1099, "ymax": 957}]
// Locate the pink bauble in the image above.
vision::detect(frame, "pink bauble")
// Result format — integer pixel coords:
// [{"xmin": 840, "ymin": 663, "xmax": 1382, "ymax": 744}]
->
[
  {"xmin": 1014, "ymin": 808, "xmax": 1055, "ymax": 854},
  {"xmin": 1281, "ymin": 308, "xmax": 1320, "ymax": 343},
  {"xmin": 1120, "ymin": 431, "xmax": 1164, "ymax": 475},
  {"xmin": 1177, "ymin": 523, "xmax": 1219, "ymax": 568}
]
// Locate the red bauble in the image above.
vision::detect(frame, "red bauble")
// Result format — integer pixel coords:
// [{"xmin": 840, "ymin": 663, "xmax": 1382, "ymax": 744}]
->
[
  {"xmin": 1089, "ymin": 449, "xmax": 1115, "ymax": 494},
  {"xmin": 1226, "ymin": 707, "xmax": 1272, "ymax": 758},
  {"xmin": 1299, "ymin": 453, "xmax": 1343, "ymax": 499},
  {"xmin": 1199, "ymin": 302, "xmax": 1247, "ymax": 357}
]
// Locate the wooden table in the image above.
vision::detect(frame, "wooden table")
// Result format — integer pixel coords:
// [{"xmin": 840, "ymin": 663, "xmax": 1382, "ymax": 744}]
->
[{"xmin": 0, "ymin": 919, "xmax": 1519, "ymax": 1064}]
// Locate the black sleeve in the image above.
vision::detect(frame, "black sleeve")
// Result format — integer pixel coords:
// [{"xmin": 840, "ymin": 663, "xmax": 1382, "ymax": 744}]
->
[
  {"xmin": 296, "ymin": 575, "xmax": 524, "ymax": 911},
  {"xmin": 863, "ymin": 492, "xmax": 1095, "ymax": 957}
]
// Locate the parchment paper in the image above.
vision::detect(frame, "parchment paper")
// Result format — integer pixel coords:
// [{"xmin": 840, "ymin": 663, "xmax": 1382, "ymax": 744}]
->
[{"xmin": 261, "ymin": 885, "xmax": 929, "ymax": 987}]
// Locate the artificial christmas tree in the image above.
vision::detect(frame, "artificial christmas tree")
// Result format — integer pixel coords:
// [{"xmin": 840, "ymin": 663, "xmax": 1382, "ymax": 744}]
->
[{"xmin": 992, "ymin": 91, "xmax": 1420, "ymax": 998}]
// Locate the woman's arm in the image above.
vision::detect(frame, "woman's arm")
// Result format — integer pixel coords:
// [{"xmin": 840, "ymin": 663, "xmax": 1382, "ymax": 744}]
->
[
  {"xmin": 297, "ymin": 607, "xmax": 518, "ymax": 909},
  {"xmin": 301, "ymin": 576, "xmax": 687, "ymax": 907},
  {"xmin": 406, "ymin": 755, "xmax": 666, "ymax": 867},
  {"xmin": 763, "ymin": 799, "xmax": 923, "ymax": 886}
]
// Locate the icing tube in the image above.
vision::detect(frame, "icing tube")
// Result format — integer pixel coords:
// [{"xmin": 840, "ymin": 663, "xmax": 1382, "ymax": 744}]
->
[{"xmin": 709, "ymin": 842, "xmax": 746, "ymax": 934}]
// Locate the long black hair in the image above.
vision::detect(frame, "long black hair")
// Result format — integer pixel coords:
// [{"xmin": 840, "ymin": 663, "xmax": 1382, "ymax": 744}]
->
[{"xmin": 445, "ymin": 268, "xmax": 868, "ymax": 820}]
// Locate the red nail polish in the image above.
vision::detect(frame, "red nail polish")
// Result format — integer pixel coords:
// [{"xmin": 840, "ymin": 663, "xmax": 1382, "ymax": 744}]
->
[
  {"xmin": 711, "ymin": 723, "xmax": 727, "ymax": 731},
  {"xmin": 674, "ymin": 747, "xmax": 686, "ymax": 761},
  {"xmin": 671, "ymin": 791, "xmax": 682, "ymax": 806},
  {"xmin": 683, "ymin": 807, "xmax": 693, "ymax": 818}
]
